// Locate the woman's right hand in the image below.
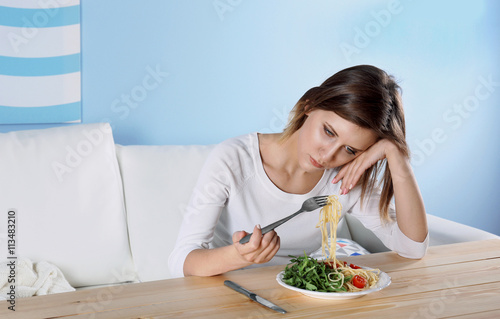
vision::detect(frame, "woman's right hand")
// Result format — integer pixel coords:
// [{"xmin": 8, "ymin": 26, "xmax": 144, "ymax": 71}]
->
[
  {"xmin": 183, "ymin": 225, "xmax": 280, "ymax": 276},
  {"xmin": 232, "ymin": 225, "xmax": 281, "ymax": 264}
]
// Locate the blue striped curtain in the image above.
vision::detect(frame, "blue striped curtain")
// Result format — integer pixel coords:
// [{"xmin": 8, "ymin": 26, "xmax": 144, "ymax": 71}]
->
[{"xmin": 0, "ymin": 0, "xmax": 81, "ymax": 124}]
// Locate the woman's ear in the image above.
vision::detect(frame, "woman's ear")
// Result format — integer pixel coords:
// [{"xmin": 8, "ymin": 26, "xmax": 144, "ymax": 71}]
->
[{"xmin": 304, "ymin": 101, "xmax": 312, "ymax": 115}]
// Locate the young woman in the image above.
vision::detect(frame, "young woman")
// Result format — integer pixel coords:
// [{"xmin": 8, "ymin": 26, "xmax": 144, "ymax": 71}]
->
[{"xmin": 168, "ymin": 65, "xmax": 428, "ymax": 277}]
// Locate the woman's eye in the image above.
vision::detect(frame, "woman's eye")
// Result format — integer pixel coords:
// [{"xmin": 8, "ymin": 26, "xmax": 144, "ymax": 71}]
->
[
  {"xmin": 345, "ymin": 146, "xmax": 356, "ymax": 155},
  {"xmin": 324, "ymin": 126, "xmax": 334, "ymax": 137}
]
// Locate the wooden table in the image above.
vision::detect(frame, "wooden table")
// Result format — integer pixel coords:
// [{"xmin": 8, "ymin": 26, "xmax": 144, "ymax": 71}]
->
[{"xmin": 2, "ymin": 239, "xmax": 500, "ymax": 318}]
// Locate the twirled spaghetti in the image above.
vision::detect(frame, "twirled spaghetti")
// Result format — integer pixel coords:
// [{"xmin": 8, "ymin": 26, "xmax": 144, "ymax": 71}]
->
[{"xmin": 317, "ymin": 195, "xmax": 342, "ymax": 261}]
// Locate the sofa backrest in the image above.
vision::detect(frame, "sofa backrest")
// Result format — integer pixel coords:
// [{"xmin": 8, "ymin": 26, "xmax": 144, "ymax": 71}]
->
[
  {"xmin": 0, "ymin": 123, "xmax": 136, "ymax": 288},
  {"xmin": 115, "ymin": 144, "xmax": 214, "ymax": 282}
]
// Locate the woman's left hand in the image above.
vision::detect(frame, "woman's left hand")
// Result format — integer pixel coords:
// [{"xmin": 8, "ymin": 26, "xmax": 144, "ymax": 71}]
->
[{"xmin": 333, "ymin": 139, "xmax": 396, "ymax": 195}]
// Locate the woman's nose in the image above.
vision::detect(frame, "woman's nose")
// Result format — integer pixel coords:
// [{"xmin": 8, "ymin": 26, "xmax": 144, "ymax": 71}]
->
[{"xmin": 319, "ymin": 144, "xmax": 339, "ymax": 164}]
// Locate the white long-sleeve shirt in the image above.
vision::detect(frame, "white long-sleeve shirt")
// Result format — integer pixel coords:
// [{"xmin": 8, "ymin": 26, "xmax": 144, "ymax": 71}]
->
[{"xmin": 168, "ymin": 133, "xmax": 428, "ymax": 278}]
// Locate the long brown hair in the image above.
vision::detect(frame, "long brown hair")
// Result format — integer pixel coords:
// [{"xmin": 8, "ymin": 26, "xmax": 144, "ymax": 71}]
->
[{"xmin": 281, "ymin": 65, "xmax": 408, "ymax": 221}]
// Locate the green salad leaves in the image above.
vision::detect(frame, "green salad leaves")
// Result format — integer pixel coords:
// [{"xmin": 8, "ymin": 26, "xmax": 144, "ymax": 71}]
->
[{"xmin": 282, "ymin": 253, "xmax": 351, "ymax": 292}]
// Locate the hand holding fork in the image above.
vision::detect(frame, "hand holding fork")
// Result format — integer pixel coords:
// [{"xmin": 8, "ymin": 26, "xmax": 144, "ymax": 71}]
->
[{"xmin": 239, "ymin": 195, "xmax": 329, "ymax": 244}]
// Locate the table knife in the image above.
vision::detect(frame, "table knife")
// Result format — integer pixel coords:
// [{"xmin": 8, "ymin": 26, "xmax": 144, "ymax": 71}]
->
[{"xmin": 224, "ymin": 280, "xmax": 287, "ymax": 314}]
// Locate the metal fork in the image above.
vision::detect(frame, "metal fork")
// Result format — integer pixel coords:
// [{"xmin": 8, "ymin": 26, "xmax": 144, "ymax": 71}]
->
[{"xmin": 239, "ymin": 195, "xmax": 329, "ymax": 244}]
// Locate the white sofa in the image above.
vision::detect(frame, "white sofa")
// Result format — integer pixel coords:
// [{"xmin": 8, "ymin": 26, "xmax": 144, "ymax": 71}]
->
[{"xmin": 1, "ymin": 123, "xmax": 498, "ymax": 290}]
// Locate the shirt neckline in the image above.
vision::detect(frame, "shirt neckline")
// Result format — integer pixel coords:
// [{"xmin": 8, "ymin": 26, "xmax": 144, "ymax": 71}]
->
[{"xmin": 250, "ymin": 132, "xmax": 329, "ymax": 202}]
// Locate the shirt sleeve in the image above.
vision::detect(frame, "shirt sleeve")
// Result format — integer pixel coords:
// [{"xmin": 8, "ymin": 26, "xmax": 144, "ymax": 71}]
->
[
  {"xmin": 347, "ymin": 186, "xmax": 429, "ymax": 259},
  {"xmin": 167, "ymin": 142, "xmax": 233, "ymax": 278}
]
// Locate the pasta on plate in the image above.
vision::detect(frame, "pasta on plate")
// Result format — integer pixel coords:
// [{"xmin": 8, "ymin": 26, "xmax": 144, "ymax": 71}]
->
[{"xmin": 281, "ymin": 195, "xmax": 380, "ymax": 293}]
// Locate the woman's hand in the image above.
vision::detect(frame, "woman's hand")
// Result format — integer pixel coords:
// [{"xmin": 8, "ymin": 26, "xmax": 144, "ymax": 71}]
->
[
  {"xmin": 333, "ymin": 139, "xmax": 397, "ymax": 195},
  {"xmin": 232, "ymin": 225, "xmax": 281, "ymax": 264},
  {"xmin": 333, "ymin": 138, "xmax": 428, "ymax": 245},
  {"xmin": 183, "ymin": 225, "xmax": 280, "ymax": 276}
]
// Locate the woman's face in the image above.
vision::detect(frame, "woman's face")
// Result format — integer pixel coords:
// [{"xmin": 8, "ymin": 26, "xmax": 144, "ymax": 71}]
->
[{"xmin": 297, "ymin": 109, "xmax": 378, "ymax": 171}]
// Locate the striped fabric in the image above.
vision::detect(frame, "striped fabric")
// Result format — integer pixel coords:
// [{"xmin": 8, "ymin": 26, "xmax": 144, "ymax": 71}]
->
[{"xmin": 0, "ymin": 0, "xmax": 81, "ymax": 124}]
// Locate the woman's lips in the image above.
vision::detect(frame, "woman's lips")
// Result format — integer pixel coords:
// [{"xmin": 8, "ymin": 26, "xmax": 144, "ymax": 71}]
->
[{"xmin": 310, "ymin": 156, "xmax": 324, "ymax": 169}]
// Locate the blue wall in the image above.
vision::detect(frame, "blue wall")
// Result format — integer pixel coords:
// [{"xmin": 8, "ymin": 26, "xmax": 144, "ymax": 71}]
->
[{"xmin": 2, "ymin": 0, "xmax": 499, "ymax": 236}]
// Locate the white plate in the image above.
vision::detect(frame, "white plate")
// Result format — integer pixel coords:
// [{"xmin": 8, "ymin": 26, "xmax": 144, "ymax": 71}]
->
[{"xmin": 276, "ymin": 268, "xmax": 391, "ymax": 300}]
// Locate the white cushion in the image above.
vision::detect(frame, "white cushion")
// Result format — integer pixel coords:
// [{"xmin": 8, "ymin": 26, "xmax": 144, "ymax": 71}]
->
[
  {"xmin": 116, "ymin": 144, "xmax": 214, "ymax": 282},
  {"xmin": 310, "ymin": 238, "xmax": 370, "ymax": 260},
  {"xmin": 336, "ymin": 217, "xmax": 352, "ymax": 240},
  {"xmin": 344, "ymin": 213, "xmax": 390, "ymax": 253},
  {"xmin": 0, "ymin": 123, "xmax": 136, "ymax": 287}
]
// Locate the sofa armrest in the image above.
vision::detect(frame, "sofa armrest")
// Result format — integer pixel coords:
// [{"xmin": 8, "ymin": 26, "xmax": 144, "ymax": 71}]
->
[
  {"xmin": 344, "ymin": 213, "xmax": 499, "ymax": 253},
  {"xmin": 427, "ymin": 214, "xmax": 499, "ymax": 246}
]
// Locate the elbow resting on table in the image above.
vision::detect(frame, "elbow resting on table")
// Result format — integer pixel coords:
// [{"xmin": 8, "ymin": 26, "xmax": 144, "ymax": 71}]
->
[
  {"xmin": 396, "ymin": 236, "xmax": 429, "ymax": 259},
  {"xmin": 397, "ymin": 247, "xmax": 427, "ymax": 259}
]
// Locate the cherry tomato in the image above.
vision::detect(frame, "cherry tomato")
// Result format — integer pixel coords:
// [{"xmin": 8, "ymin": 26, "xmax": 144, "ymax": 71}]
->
[
  {"xmin": 349, "ymin": 263, "xmax": 361, "ymax": 269},
  {"xmin": 352, "ymin": 275, "xmax": 367, "ymax": 289}
]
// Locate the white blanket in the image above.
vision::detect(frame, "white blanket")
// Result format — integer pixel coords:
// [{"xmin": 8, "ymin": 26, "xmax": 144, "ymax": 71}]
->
[{"xmin": 0, "ymin": 257, "xmax": 75, "ymax": 299}]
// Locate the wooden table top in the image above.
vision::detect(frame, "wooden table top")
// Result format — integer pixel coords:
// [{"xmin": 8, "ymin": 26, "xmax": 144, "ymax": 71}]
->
[{"xmin": 1, "ymin": 239, "xmax": 500, "ymax": 318}]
